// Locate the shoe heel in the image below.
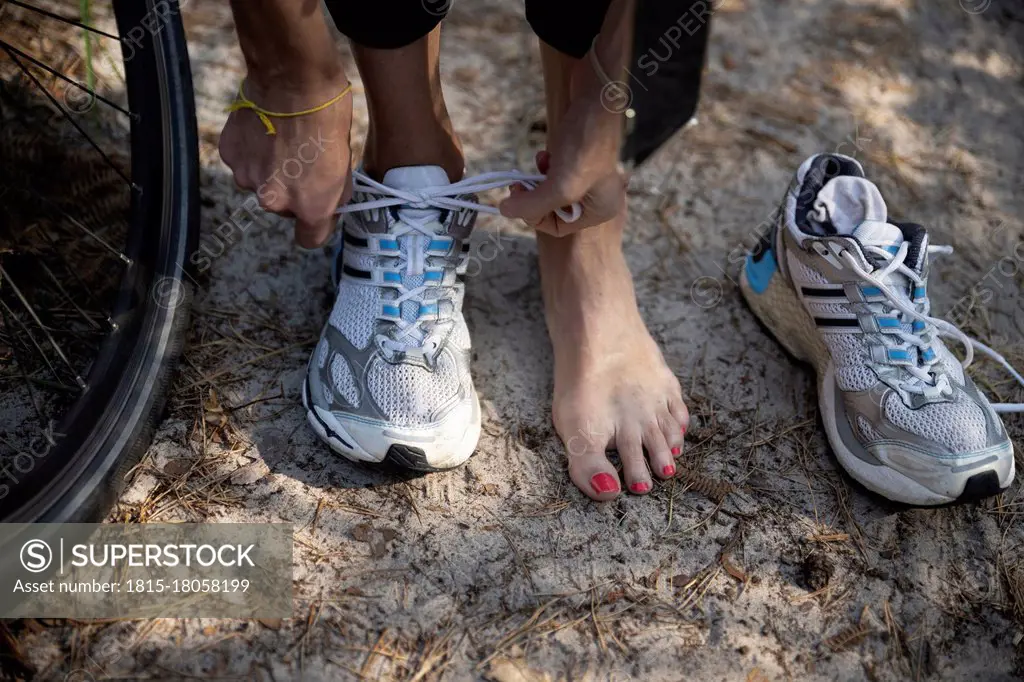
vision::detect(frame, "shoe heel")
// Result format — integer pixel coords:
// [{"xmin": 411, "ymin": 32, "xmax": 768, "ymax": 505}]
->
[{"xmin": 740, "ymin": 264, "xmax": 822, "ymax": 368}]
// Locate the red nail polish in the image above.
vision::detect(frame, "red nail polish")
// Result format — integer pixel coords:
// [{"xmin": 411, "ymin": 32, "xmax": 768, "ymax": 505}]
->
[
  {"xmin": 671, "ymin": 447, "xmax": 681, "ymax": 456},
  {"xmin": 681, "ymin": 425, "xmax": 687, "ymax": 435},
  {"xmin": 631, "ymin": 481, "xmax": 651, "ymax": 494},
  {"xmin": 591, "ymin": 473, "xmax": 619, "ymax": 494},
  {"xmin": 663, "ymin": 465, "xmax": 676, "ymax": 477}
]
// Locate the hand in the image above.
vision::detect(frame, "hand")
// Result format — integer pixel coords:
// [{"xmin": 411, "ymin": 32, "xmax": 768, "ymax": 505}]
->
[
  {"xmin": 219, "ymin": 74, "xmax": 354, "ymax": 248},
  {"xmin": 499, "ymin": 59, "xmax": 627, "ymax": 237}
]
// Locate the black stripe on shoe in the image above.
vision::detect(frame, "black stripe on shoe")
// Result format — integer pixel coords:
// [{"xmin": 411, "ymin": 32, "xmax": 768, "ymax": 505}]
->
[
  {"xmin": 801, "ymin": 286, "xmax": 846, "ymax": 298},
  {"xmin": 343, "ymin": 232, "xmax": 369, "ymax": 248},
  {"xmin": 342, "ymin": 264, "xmax": 372, "ymax": 280},
  {"xmin": 814, "ymin": 317, "xmax": 860, "ymax": 328}
]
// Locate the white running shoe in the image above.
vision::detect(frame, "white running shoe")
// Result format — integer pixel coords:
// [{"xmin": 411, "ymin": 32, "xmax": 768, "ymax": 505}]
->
[
  {"xmin": 303, "ymin": 165, "xmax": 571, "ymax": 471},
  {"xmin": 740, "ymin": 153, "xmax": 1024, "ymax": 505},
  {"xmin": 303, "ymin": 166, "xmax": 480, "ymax": 470}
]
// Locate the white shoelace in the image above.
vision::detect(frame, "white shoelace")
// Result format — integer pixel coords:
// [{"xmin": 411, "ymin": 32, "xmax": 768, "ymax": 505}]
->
[
  {"xmin": 337, "ymin": 169, "xmax": 582, "ymax": 220},
  {"xmin": 336, "ymin": 170, "xmax": 581, "ymax": 354},
  {"xmin": 840, "ymin": 242, "xmax": 1024, "ymax": 413}
]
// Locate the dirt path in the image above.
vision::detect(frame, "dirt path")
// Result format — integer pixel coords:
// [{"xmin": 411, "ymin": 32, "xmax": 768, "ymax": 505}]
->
[{"xmin": 18, "ymin": 0, "xmax": 1024, "ymax": 679}]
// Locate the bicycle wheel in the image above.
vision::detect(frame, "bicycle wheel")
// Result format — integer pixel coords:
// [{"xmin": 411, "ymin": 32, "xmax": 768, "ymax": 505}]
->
[{"xmin": 0, "ymin": 0, "xmax": 198, "ymax": 522}]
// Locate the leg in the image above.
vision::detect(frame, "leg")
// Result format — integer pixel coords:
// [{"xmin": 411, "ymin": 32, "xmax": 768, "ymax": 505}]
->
[
  {"xmin": 325, "ymin": 0, "xmax": 462, "ymax": 182},
  {"xmin": 306, "ymin": 4, "xmax": 480, "ymax": 470},
  {"xmin": 538, "ymin": 44, "xmax": 689, "ymax": 501},
  {"xmin": 350, "ymin": 29, "xmax": 463, "ymax": 182}
]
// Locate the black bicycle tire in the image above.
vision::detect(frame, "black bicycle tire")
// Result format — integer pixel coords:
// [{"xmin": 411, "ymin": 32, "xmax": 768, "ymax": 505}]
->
[{"xmin": 0, "ymin": 0, "xmax": 199, "ymax": 523}]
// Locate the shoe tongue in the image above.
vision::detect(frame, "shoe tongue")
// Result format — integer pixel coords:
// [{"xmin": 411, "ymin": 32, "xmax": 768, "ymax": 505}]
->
[
  {"xmin": 853, "ymin": 219, "xmax": 916, "ymax": 314},
  {"xmin": 812, "ymin": 176, "xmax": 888, "ymax": 235},
  {"xmin": 382, "ymin": 165, "xmax": 450, "ymax": 190},
  {"xmin": 853, "ymin": 219, "xmax": 904, "ymax": 247},
  {"xmin": 382, "ymin": 165, "xmax": 451, "ymax": 222},
  {"xmin": 380, "ymin": 166, "xmax": 451, "ymax": 328}
]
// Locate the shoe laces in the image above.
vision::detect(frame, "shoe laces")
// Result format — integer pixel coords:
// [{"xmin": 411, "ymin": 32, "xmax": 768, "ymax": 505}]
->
[
  {"xmin": 336, "ymin": 169, "xmax": 581, "ymax": 356},
  {"xmin": 839, "ymin": 242, "xmax": 1024, "ymax": 413}
]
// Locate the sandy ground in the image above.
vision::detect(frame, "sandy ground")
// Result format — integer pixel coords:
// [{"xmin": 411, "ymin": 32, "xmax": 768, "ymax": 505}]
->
[{"xmin": 12, "ymin": 0, "xmax": 1024, "ymax": 679}]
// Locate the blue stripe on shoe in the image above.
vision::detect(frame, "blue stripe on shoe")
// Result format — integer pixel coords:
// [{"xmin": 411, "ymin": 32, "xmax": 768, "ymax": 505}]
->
[
  {"xmin": 379, "ymin": 239, "xmax": 399, "ymax": 250},
  {"xmin": 424, "ymin": 271, "xmax": 443, "ymax": 282},
  {"xmin": 914, "ymin": 286, "xmax": 926, "ymax": 300},
  {"xmin": 429, "ymin": 239, "xmax": 450, "ymax": 252},
  {"xmin": 382, "ymin": 305, "xmax": 400, "ymax": 317},
  {"xmin": 913, "ymin": 320, "xmax": 926, "ymax": 333},
  {"xmin": 922, "ymin": 348, "xmax": 936, "ymax": 362},
  {"xmin": 878, "ymin": 317, "xmax": 901, "ymax": 329},
  {"xmin": 383, "ymin": 271, "xmax": 402, "ymax": 283},
  {"xmin": 418, "ymin": 303, "xmax": 438, "ymax": 316},
  {"xmin": 887, "ymin": 349, "xmax": 910, "ymax": 362},
  {"xmin": 744, "ymin": 249, "xmax": 776, "ymax": 294},
  {"xmin": 861, "ymin": 286, "xmax": 882, "ymax": 297},
  {"xmin": 884, "ymin": 245, "xmax": 900, "ymax": 255}
]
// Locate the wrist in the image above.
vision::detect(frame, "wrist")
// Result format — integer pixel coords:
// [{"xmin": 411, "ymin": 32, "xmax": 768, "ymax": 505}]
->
[{"xmin": 244, "ymin": 66, "xmax": 351, "ymax": 110}]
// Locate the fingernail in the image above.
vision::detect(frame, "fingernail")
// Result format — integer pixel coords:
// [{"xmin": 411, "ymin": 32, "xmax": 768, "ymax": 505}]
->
[
  {"xmin": 671, "ymin": 447, "xmax": 681, "ymax": 456},
  {"xmin": 681, "ymin": 425, "xmax": 687, "ymax": 436},
  {"xmin": 631, "ymin": 481, "xmax": 651, "ymax": 494},
  {"xmin": 663, "ymin": 465, "xmax": 676, "ymax": 477},
  {"xmin": 591, "ymin": 473, "xmax": 619, "ymax": 494}
]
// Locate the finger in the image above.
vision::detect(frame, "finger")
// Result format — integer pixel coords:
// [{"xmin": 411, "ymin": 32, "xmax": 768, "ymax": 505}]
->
[
  {"xmin": 499, "ymin": 174, "xmax": 576, "ymax": 223},
  {"xmin": 295, "ymin": 204, "xmax": 341, "ymax": 248},
  {"xmin": 233, "ymin": 173, "xmax": 254, "ymax": 193},
  {"xmin": 339, "ymin": 167, "xmax": 354, "ymax": 207},
  {"xmin": 256, "ymin": 189, "xmax": 290, "ymax": 216},
  {"xmin": 531, "ymin": 215, "xmax": 563, "ymax": 237},
  {"xmin": 616, "ymin": 426, "xmax": 651, "ymax": 495},
  {"xmin": 535, "ymin": 150, "xmax": 551, "ymax": 175}
]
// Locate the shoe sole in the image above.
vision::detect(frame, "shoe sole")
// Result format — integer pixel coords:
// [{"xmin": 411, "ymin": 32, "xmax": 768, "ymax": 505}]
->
[
  {"xmin": 301, "ymin": 378, "xmax": 479, "ymax": 472},
  {"xmin": 739, "ymin": 261, "xmax": 1015, "ymax": 505}
]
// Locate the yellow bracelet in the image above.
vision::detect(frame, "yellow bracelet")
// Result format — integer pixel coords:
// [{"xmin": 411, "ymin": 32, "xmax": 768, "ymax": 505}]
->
[{"xmin": 226, "ymin": 79, "xmax": 353, "ymax": 136}]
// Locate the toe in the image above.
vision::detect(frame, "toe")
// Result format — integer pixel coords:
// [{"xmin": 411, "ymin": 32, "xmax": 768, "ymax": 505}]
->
[
  {"xmin": 572, "ymin": 460, "xmax": 622, "ymax": 501},
  {"xmin": 660, "ymin": 411, "xmax": 683, "ymax": 454},
  {"xmin": 650, "ymin": 416, "xmax": 678, "ymax": 479},
  {"xmin": 562, "ymin": 421, "xmax": 622, "ymax": 501},
  {"xmin": 616, "ymin": 426, "xmax": 653, "ymax": 495},
  {"xmin": 668, "ymin": 393, "xmax": 691, "ymax": 438}
]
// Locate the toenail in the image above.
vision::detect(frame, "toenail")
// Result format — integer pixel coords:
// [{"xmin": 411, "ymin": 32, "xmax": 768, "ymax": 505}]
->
[
  {"xmin": 591, "ymin": 473, "xmax": 619, "ymax": 494},
  {"xmin": 631, "ymin": 481, "xmax": 651, "ymax": 494},
  {"xmin": 671, "ymin": 446, "xmax": 681, "ymax": 456},
  {"xmin": 681, "ymin": 425, "xmax": 687, "ymax": 435},
  {"xmin": 663, "ymin": 465, "xmax": 676, "ymax": 477}
]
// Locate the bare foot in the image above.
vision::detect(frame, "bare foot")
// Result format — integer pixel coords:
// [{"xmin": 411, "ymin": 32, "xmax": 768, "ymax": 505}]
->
[{"xmin": 539, "ymin": 216, "xmax": 690, "ymax": 501}]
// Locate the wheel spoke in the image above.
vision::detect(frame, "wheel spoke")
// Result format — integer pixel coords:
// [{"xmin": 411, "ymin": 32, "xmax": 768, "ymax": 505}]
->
[
  {"xmin": 0, "ymin": 38, "xmax": 132, "ymax": 117},
  {"xmin": 3, "ymin": 0, "xmax": 120, "ymax": 40},
  {"xmin": 38, "ymin": 261, "xmax": 104, "ymax": 331},
  {"xmin": 19, "ymin": 186, "xmax": 132, "ymax": 266},
  {"xmin": 0, "ymin": 263, "xmax": 87, "ymax": 389},
  {"xmin": 0, "ymin": 297, "xmax": 64, "ymax": 421},
  {"xmin": 1, "ymin": 43, "xmax": 134, "ymax": 189}
]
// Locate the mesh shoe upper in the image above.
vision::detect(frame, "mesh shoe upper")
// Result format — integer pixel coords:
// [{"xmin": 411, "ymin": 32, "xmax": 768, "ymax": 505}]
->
[
  {"xmin": 311, "ymin": 166, "xmax": 477, "ymax": 429},
  {"xmin": 780, "ymin": 156, "xmax": 1009, "ymax": 457}
]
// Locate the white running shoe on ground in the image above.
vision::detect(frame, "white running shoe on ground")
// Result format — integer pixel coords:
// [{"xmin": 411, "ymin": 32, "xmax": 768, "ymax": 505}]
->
[
  {"xmin": 304, "ymin": 165, "xmax": 571, "ymax": 471},
  {"xmin": 304, "ymin": 166, "xmax": 480, "ymax": 471},
  {"xmin": 740, "ymin": 153, "xmax": 1024, "ymax": 505}
]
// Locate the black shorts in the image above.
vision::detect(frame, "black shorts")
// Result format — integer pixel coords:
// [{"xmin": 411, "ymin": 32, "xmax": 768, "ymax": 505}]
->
[{"xmin": 325, "ymin": 0, "xmax": 612, "ymax": 58}]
